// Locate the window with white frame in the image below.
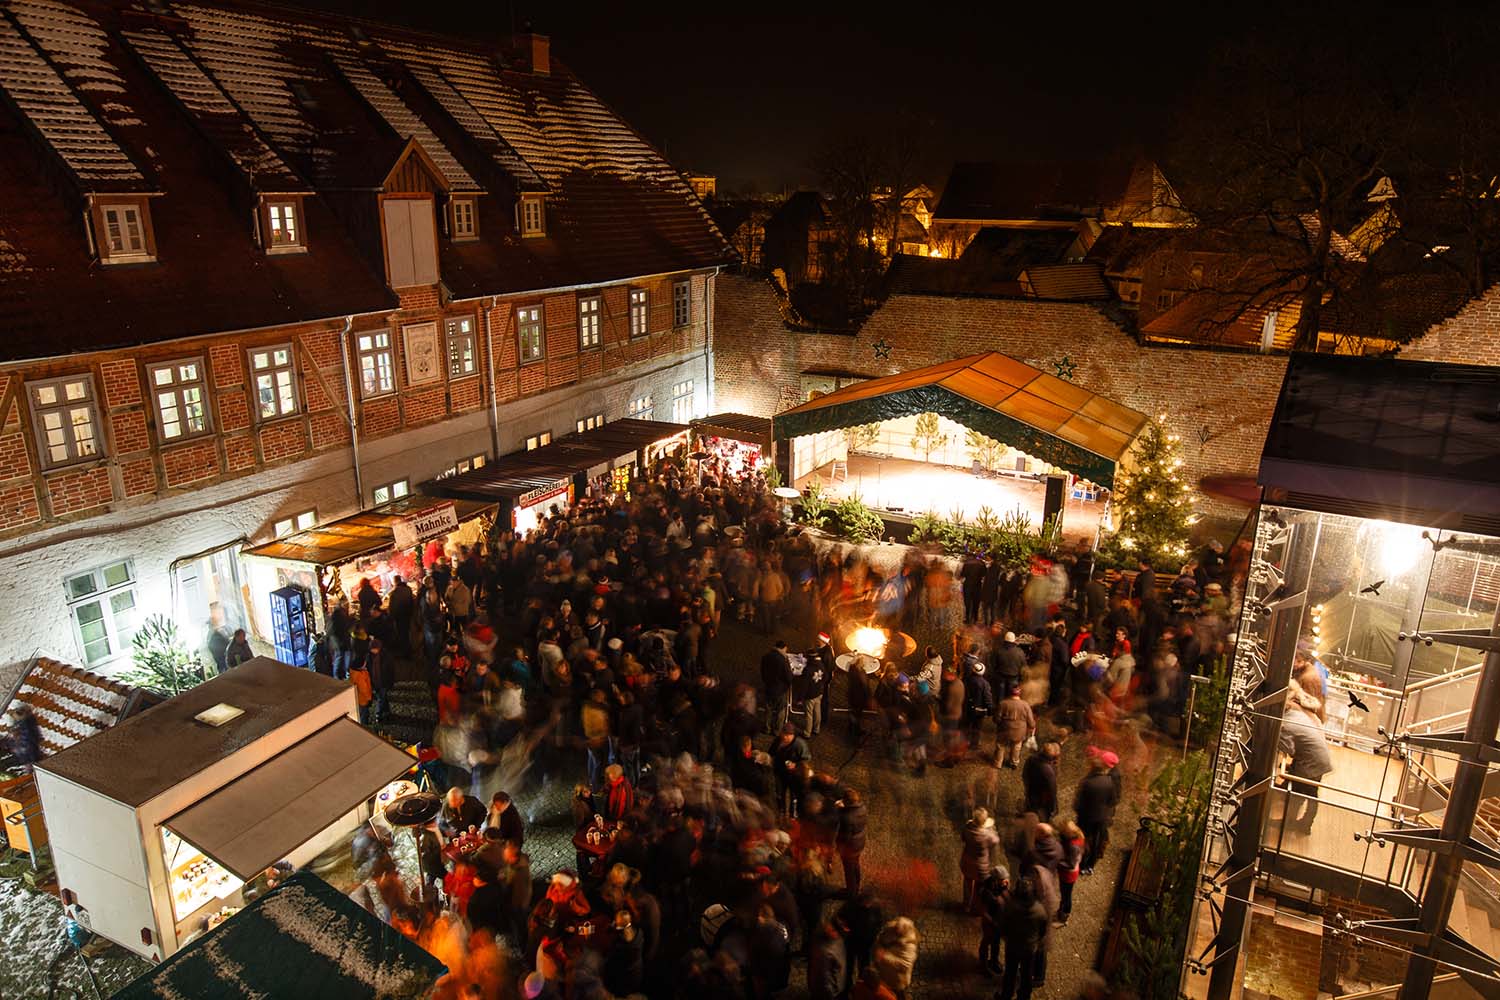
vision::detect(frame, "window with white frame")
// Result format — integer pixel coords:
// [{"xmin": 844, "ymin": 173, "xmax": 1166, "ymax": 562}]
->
[
  {"xmin": 66, "ymin": 560, "xmax": 137, "ymax": 666},
  {"xmin": 671, "ymin": 379, "xmax": 695, "ymax": 422},
  {"xmin": 98, "ymin": 201, "xmax": 152, "ymax": 262},
  {"xmin": 446, "ymin": 316, "xmax": 477, "ymax": 378},
  {"xmin": 443, "ymin": 453, "xmax": 487, "ymax": 477},
  {"xmin": 628, "ymin": 395, "xmax": 653, "ymax": 419},
  {"xmin": 149, "ymin": 358, "xmax": 209, "ymax": 441},
  {"xmin": 525, "ymin": 431, "xmax": 552, "ymax": 451},
  {"xmin": 578, "ymin": 295, "xmax": 602, "ymax": 349},
  {"xmin": 274, "ymin": 509, "xmax": 317, "ymax": 537},
  {"xmin": 357, "ymin": 331, "xmax": 395, "ymax": 397},
  {"xmin": 451, "ymin": 197, "xmax": 477, "ymax": 239},
  {"xmin": 673, "ymin": 279, "xmax": 691, "ymax": 327},
  {"xmin": 371, "ymin": 478, "xmax": 410, "ymax": 505},
  {"xmin": 249, "ymin": 344, "xmax": 298, "ymax": 420},
  {"xmin": 29, "ymin": 375, "xmax": 102, "ymax": 468},
  {"xmin": 265, "ymin": 199, "xmax": 303, "ymax": 250},
  {"xmin": 519, "ymin": 195, "xmax": 545, "ymax": 236},
  {"xmin": 628, "ymin": 288, "xmax": 648, "ymax": 338},
  {"xmin": 517, "ymin": 305, "xmax": 544, "ymax": 363},
  {"xmin": 576, "ymin": 413, "xmax": 604, "ymax": 433}
]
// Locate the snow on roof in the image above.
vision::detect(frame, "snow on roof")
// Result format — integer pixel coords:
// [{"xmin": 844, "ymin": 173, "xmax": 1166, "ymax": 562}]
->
[
  {"xmin": 406, "ymin": 63, "xmax": 546, "ymax": 192},
  {"xmin": 0, "ymin": 5, "xmax": 144, "ymax": 188},
  {"xmin": 2, "ymin": 657, "xmax": 140, "ymax": 756},
  {"xmin": 327, "ymin": 52, "xmax": 478, "ymax": 192},
  {"xmin": 121, "ymin": 26, "xmax": 307, "ymax": 192}
]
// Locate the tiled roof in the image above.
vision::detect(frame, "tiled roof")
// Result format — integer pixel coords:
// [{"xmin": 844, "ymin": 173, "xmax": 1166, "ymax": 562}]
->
[
  {"xmin": 1, "ymin": 656, "xmax": 153, "ymax": 757},
  {"xmin": 0, "ymin": 3, "xmax": 146, "ymax": 190},
  {"xmin": 0, "ymin": 0, "xmax": 731, "ymax": 358},
  {"xmin": 934, "ymin": 159, "xmax": 1142, "ymax": 222},
  {"xmin": 1019, "ymin": 263, "xmax": 1112, "ymax": 300}
]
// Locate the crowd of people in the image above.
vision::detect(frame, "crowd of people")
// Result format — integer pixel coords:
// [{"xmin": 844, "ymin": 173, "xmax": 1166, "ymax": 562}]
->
[{"xmin": 307, "ymin": 450, "xmax": 1242, "ymax": 1000}]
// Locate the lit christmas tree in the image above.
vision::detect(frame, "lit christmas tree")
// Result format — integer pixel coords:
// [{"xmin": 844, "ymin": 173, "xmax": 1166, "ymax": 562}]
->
[{"xmin": 1098, "ymin": 415, "xmax": 1196, "ymax": 570}]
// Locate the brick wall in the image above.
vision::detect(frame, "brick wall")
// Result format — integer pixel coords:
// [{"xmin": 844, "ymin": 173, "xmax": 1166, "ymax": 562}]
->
[
  {"xmin": 1323, "ymin": 894, "xmax": 1408, "ymax": 989},
  {"xmin": 1401, "ymin": 283, "xmax": 1500, "ymax": 365},
  {"xmin": 714, "ymin": 274, "xmax": 1287, "ymax": 520},
  {"xmin": 1244, "ymin": 906, "xmax": 1321, "ymax": 1000}
]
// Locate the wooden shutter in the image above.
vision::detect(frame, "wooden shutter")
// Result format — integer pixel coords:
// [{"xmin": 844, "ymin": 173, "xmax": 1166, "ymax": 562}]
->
[
  {"xmin": 410, "ymin": 198, "xmax": 438, "ymax": 285},
  {"xmin": 383, "ymin": 200, "xmax": 415, "ymax": 288}
]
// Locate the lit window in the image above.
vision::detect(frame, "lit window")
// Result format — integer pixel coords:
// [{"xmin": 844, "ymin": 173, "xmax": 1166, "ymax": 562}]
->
[
  {"xmin": 578, "ymin": 295, "xmax": 602, "ymax": 349},
  {"xmin": 446, "ymin": 316, "xmax": 477, "ymax": 378},
  {"xmin": 629, "ymin": 288, "xmax": 648, "ymax": 338},
  {"xmin": 357, "ymin": 331, "xmax": 395, "ymax": 398},
  {"xmin": 274, "ymin": 509, "xmax": 316, "ymax": 537},
  {"xmin": 673, "ymin": 280, "xmax": 691, "ymax": 327},
  {"xmin": 518, "ymin": 305, "xmax": 544, "ymax": 363},
  {"xmin": 249, "ymin": 344, "xmax": 298, "ymax": 420},
  {"xmin": 576, "ymin": 413, "xmax": 604, "ymax": 433},
  {"xmin": 29, "ymin": 376, "xmax": 102, "ymax": 468},
  {"xmin": 66, "ymin": 561, "xmax": 136, "ymax": 666},
  {"xmin": 628, "ymin": 395, "xmax": 653, "ymax": 419},
  {"xmin": 149, "ymin": 359, "xmax": 210, "ymax": 441},
  {"xmin": 451, "ymin": 197, "xmax": 477, "ymax": 239},
  {"xmin": 371, "ymin": 478, "xmax": 410, "ymax": 505},
  {"xmin": 671, "ymin": 379, "xmax": 695, "ymax": 422},
  {"xmin": 525, "ymin": 432, "xmax": 552, "ymax": 451},
  {"xmin": 443, "ymin": 453, "xmax": 487, "ymax": 477},
  {"xmin": 265, "ymin": 200, "xmax": 303, "ymax": 250},
  {"xmin": 98, "ymin": 201, "xmax": 152, "ymax": 262},
  {"xmin": 519, "ymin": 195, "xmax": 545, "ymax": 236}
]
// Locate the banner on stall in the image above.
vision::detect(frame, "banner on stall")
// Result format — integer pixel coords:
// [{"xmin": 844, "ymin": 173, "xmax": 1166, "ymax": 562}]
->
[{"xmin": 393, "ymin": 503, "xmax": 460, "ymax": 550}]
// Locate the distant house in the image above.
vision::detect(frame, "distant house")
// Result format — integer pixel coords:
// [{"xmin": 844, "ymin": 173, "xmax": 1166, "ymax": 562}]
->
[
  {"xmin": 709, "ymin": 200, "xmax": 772, "ymax": 270},
  {"xmin": 685, "ymin": 172, "xmax": 717, "ymax": 200},
  {"xmin": 764, "ymin": 191, "xmax": 836, "ymax": 287},
  {"xmin": 887, "ymin": 224, "xmax": 1109, "ymax": 300},
  {"xmin": 930, "ymin": 158, "xmax": 1190, "ymax": 258}
]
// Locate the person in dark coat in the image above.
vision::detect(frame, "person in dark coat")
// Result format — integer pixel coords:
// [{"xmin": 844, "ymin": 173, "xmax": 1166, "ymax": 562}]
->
[
  {"xmin": 836, "ymin": 788, "xmax": 868, "ymax": 897},
  {"xmin": 761, "ymin": 640, "xmax": 794, "ymax": 736},
  {"xmin": 771, "ymin": 725, "xmax": 811, "ymax": 815},
  {"xmin": 998, "ymin": 876, "xmax": 1049, "ymax": 1000},
  {"xmin": 438, "ymin": 786, "xmax": 486, "ymax": 840},
  {"xmin": 466, "ymin": 866, "xmax": 507, "ymax": 937},
  {"xmin": 835, "ymin": 889, "xmax": 885, "ymax": 991},
  {"xmin": 1075, "ymin": 754, "xmax": 1121, "ymax": 873},
  {"xmin": 484, "ymin": 791, "xmax": 525, "ymax": 847},
  {"xmin": 987, "ymin": 631, "xmax": 1027, "ymax": 696},
  {"xmin": 224, "ymin": 629, "xmax": 255, "ymax": 669},
  {"xmin": 846, "ymin": 656, "xmax": 873, "ymax": 739},
  {"xmin": 386, "ymin": 575, "xmax": 414, "ymax": 653},
  {"xmin": 1131, "ymin": 559, "xmax": 1156, "ymax": 604},
  {"xmin": 961, "ymin": 554, "xmax": 985, "ymax": 623},
  {"xmin": 367, "ymin": 639, "xmax": 394, "ymax": 723},
  {"xmin": 808, "ymin": 920, "xmax": 848, "ymax": 1000},
  {"xmin": 975, "ymin": 864, "xmax": 1010, "ymax": 974},
  {"xmin": 1021, "ymin": 743, "xmax": 1060, "ymax": 822}
]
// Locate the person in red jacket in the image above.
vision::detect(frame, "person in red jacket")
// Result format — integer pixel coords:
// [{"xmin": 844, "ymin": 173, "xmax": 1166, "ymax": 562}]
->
[{"xmin": 603, "ymin": 764, "xmax": 635, "ymax": 822}]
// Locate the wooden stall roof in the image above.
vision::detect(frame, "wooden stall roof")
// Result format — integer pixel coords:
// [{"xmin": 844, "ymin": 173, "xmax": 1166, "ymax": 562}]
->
[
  {"xmin": 1, "ymin": 657, "xmax": 158, "ymax": 758},
  {"xmin": 422, "ymin": 418, "xmax": 689, "ymax": 501},
  {"xmin": 692, "ymin": 412, "xmax": 773, "ymax": 447},
  {"xmin": 243, "ymin": 495, "xmax": 495, "ymax": 566}
]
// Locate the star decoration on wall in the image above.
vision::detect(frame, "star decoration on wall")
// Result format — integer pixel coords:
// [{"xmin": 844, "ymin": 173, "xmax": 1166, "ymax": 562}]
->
[
  {"xmin": 1054, "ymin": 355, "xmax": 1077, "ymax": 380},
  {"xmin": 873, "ymin": 338, "xmax": 893, "ymax": 361}
]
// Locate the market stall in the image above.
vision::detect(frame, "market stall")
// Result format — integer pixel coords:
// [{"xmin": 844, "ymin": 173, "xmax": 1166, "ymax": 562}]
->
[
  {"xmin": 423, "ymin": 417, "xmax": 690, "ymax": 530},
  {"xmin": 240, "ymin": 494, "xmax": 496, "ymax": 644},
  {"xmin": 33, "ymin": 658, "xmax": 414, "ymax": 960},
  {"xmin": 691, "ymin": 412, "xmax": 774, "ymax": 479}
]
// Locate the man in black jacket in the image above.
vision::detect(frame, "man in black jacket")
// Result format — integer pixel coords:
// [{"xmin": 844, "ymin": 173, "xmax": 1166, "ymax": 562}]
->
[
  {"xmin": 1021, "ymin": 743, "xmax": 1060, "ymax": 822},
  {"xmin": 797, "ymin": 632, "xmax": 835, "ymax": 738},
  {"xmin": 988, "ymin": 630, "xmax": 1027, "ymax": 696},
  {"xmin": 761, "ymin": 640, "xmax": 793, "ymax": 735}
]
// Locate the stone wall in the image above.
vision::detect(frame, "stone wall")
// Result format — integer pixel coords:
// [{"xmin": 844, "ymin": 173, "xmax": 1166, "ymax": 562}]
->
[{"xmin": 714, "ymin": 274, "xmax": 1288, "ymax": 522}]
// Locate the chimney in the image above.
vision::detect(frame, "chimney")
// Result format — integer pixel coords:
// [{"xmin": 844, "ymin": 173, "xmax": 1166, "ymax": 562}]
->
[{"xmin": 513, "ymin": 32, "xmax": 549, "ymax": 75}]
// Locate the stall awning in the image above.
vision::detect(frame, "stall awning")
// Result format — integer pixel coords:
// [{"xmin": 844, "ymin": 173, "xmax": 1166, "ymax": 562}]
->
[
  {"xmin": 165, "ymin": 718, "xmax": 413, "ymax": 881},
  {"xmin": 242, "ymin": 494, "xmax": 494, "ymax": 566},
  {"xmin": 114, "ymin": 872, "xmax": 445, "ymax": 999},
  {"xmin": 692, "ymin": 412, "xmax": 773, "ymax": 448},
  {"xmin": 422, "ymin": 417, "xmax": 689, "ymax": 501},
  {"xmin": 771, "ymin": 351, "xmax": 1149, "ymax": 488}
]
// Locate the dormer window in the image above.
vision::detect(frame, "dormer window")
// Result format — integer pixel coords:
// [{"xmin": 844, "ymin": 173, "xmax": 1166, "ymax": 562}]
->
[
  {"xmin": 451, "ymin": 197, "xmax": 478, "ymax": 240},
  {"xmin": 93, "ymin": 197, "xmax": 155, "ymax": 264},
  {"xmin": 263, "ymin": 198, "xmax": 305, "ymax": 253},
  {"xmin": 519, "ymin": 194, "xmax": 545, "ymax": 237}
]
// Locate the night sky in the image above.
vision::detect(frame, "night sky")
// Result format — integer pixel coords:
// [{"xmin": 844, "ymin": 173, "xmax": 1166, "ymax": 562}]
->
[{"xmin": 297, "ymin": 1, "xmax": 1402, "ymax": 194}]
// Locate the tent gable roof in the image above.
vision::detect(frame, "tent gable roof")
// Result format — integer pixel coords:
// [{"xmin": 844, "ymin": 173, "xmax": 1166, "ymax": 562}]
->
[{"xmin": 772, "ymin": 351, "xmax": 1148, "ymax": 487}]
